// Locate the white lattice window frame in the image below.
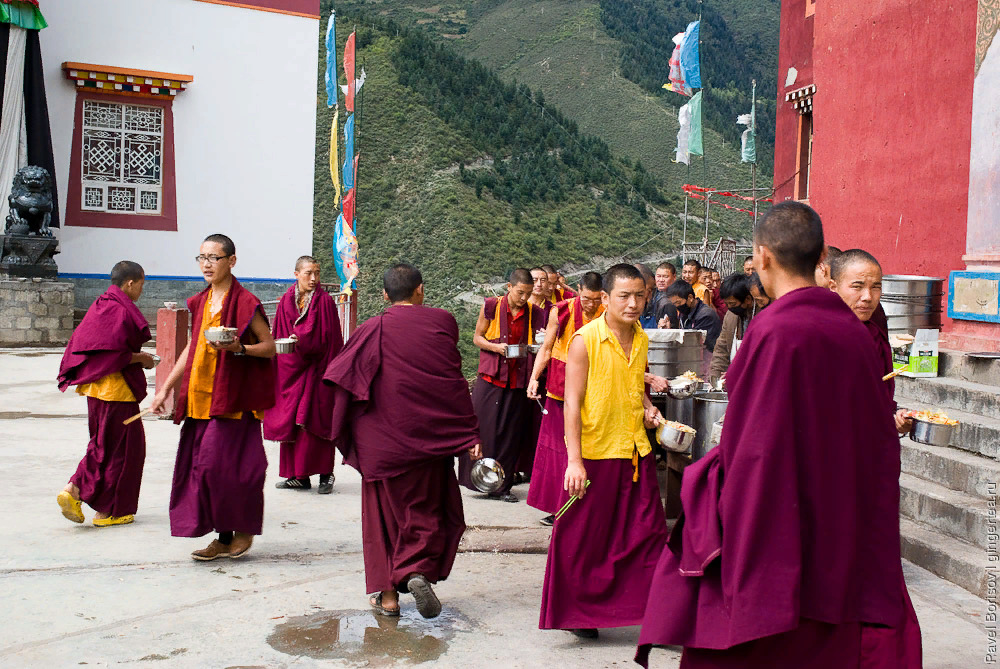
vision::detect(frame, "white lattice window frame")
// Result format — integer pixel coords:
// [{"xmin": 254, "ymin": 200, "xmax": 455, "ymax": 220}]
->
[{"xmin": 80, "ymin": 99, "xmax": 164, "ymax": 215}]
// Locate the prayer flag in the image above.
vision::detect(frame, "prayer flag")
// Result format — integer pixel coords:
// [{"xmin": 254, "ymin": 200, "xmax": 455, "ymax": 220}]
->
[
  {"xmin": 689, "ymin": 91, "xmax": 704, "ymax": 157},
  {"xmin": 344, "ymin": 32, "xmax": 356, "ymax": 112},
  {"xmin": 738, "ymin": 81, "xmax": 757, "ymax": 164},
  {"xmin": 342, "ymin": 113, "xmax": 355, "ymax": 191},
  {"xmin": 330, "ymin": 107, "xmax": 341, "ymax": 207},
  {"xmin": 342, "ymin": 188, "xmax": 355, "ymax": 227},
  {"xmin": 324, "ymin": 10, "xmax": 338, "ymax": 108},
  {"xmin": 679, "ymin": 21, "xmax": 701, "ymax": 89},
  {"xmin": 675, "ymin": 100, "xmax": 693, "ymax": 165},
  {"xmin": 663, "ymin": 32, "xmax": 691, "ymax": 97},
  {"xmin": 341, "ymin": 68, "xmax": 366, "ymax": 98},
  {"xmin": 333, "ymin": 212, "xmax": 359, "ymax": 292}
]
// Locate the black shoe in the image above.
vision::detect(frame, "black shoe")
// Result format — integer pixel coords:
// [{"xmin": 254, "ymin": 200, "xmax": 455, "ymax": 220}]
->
[
  {"xmin": 512, "ymin": 472, "xmax": 525, "ymax": 486},
  {"xmin": 275, "ymin": 477, "xmax": 311, "ymax": 490},
  {"xmin": 317, "ymin": 474, "xmax": 334, "ymax": 495},
  {"xmin": 500, "ymin": 493, "xmax": 519, "ymax": 503},
  {"xmin": 570, "ymin": 628, "xmax": 599, "ymax": 639},
  {"xmin": 539, "ymin": 514, "xmax": 554, "ymax": 527},
  {"xmin": 406, "ymin": 573, "xmax": 442, "ymax": 619}
]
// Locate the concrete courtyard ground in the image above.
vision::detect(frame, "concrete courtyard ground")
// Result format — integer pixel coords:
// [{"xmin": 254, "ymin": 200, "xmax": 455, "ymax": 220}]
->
[{"xmin": 0, "ymin": 349, "xmax": 992, "ymax": 668}]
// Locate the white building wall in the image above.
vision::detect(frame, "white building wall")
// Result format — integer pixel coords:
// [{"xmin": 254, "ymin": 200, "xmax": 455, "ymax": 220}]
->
[{"xmin": 41, "ymin": 0, "xmax": 318, "ymax": 281}]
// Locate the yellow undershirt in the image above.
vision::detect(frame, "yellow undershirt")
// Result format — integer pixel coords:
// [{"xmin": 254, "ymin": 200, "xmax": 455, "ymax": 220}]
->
[
  {"xmin": 187, "ymin": 295, "xmax": 256, "ymax": 420},
  {"xmin": 77, "ymin": 372, "xmax": 136, "ymax": 403}
]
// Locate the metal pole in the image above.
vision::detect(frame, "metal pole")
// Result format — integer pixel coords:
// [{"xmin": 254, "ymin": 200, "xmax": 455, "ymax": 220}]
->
[
  {"xmin": 683, "ymin": 162, "xmax": 690, "ymax": 261},
  {"xmin": 752, "ymin": 163, "xmax": 757, "ymax": 223},
  {"xmin": 704, "ymin": 193, "xmax": 711, "ymax": 257}
]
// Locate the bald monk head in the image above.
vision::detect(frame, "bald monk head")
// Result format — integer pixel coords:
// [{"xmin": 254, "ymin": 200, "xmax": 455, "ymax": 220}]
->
[
  {"xmin": 111, "ymin": 260, "xmax": 146, "ymax": 302},
  {"xmin": 506, "ymin": 268, "xmax": 534, "ymax": 310},
  {"xmin": 540, "ymin": 264, "xmax": 559, "ymax": 299},
  {"xmin": 383, "ymin": 263, "xmax": 425, "ymax": 305},
  {"xmin": 633, "ymin": 263, "xmax": 655, "ymax": 306},
  {"xmin": 830, "ymin": 249, "xmax": 883, "ymax": 322},
  {"xmin": 753, "ymin": 201, "xmax": 825, "ymax": 300},
  {"xmin": 579, "ymin": 271, "xmax": 604, "ymax": 318},
  {"xmin": 814, "ymin": 245, "xmax": 843, "ymax": 287}
]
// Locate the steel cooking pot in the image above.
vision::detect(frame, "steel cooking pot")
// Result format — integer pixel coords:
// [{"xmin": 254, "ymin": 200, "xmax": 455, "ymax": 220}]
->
[{"xmin": 469, "ymin": 458, "xmax": 505, "ymax": 493}]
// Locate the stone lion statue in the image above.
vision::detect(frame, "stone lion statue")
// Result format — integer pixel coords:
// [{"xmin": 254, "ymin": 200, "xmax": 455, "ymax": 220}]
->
[{"xmin": 5, "ymin": 165, "xmax": 54, "ymax": 237}]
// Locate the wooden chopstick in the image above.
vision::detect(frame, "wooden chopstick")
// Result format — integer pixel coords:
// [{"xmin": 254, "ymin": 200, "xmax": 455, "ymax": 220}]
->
[
  {"xmin": 882, "ymin": 367, "xmax": 907, "ymax": 382},
  {"xmin": 123, "ymin": 408, "xmax": 152, "ymax": 425}
]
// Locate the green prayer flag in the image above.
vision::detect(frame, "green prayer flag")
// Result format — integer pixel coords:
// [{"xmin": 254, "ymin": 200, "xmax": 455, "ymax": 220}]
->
[{"xmin": 689, "ymin": 91, "xmax": 704, "ymax": 157}]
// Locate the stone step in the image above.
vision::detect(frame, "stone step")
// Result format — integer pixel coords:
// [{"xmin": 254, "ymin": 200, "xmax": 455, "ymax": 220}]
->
[
  {"xmin": 895, "ymin": 400, "xmax": 1000, "ymax": 460},
  {"xmin": 895, "ymin": 375, "xmax": 1000, "ymax": 421},
  {"xmin": 899, "ymin": 473, "xmax": 990, "ymax": 549},
  {"xmin": 901, "ymin": 438, "xmax": 1000, "ymax": 497},
  {"xmin": 938, "ymin": 348, "xmax": 1000, "ymax": 386},
  {"xmin": 899, "ymin": 517, "xmax": 987, "ymax": 599}
]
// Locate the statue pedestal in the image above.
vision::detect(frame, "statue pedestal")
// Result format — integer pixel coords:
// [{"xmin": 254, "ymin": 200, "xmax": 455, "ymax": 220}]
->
[
  {"xmin": 0, "ymin": 277, "xmax": 75, "ymax": 345},
  {"xmin": 0, "ymin": 233, "xmax": 59, "ymax": 278}
]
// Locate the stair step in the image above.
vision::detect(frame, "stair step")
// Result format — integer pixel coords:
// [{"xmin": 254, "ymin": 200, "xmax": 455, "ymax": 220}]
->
[
  {"xmin": 902, "ymin": 438, "xmax": 1000, "ymax": 497},
  {"xmin": 938, "ymin": 348, "xmax": 1000, "ymax": 386},
  {"xmin": 899, "ymin": 473, "xmax": 990, "ymax": 549},
  {"xmin": 895, "ymin": 400, "xmax": 1000, "ymax": 460},
  {"xmin": 899, "ymin": 517, "xmax": 987, "ymax": 599},
  {"xmin": 895, "ymin": 375, "xmax": 1000, "ymax": 421}
]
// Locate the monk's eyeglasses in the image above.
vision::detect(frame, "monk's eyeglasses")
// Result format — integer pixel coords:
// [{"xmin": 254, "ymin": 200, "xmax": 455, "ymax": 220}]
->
[{"xmin": 196, "ymin": 254, "xmax": 231, "ymax": 265}]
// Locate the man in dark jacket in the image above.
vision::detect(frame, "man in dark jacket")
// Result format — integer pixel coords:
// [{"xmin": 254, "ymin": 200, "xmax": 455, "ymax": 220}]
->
[
  {"xmin": 710, "ymin": 273, "xmax": 757, "ymax": 381},
  {"xmin": 666, "ymin": 280, "xmax": 721, "ymax": 356}
]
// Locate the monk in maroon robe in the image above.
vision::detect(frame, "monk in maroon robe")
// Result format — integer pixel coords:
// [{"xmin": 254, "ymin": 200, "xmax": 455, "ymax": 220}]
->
[
  {"xmin": 264, "ymin": 256, "xmax": 343, "ymax": 494},
  {"xmin": 323, "ymin": 263, "xmax": 481, "ymax": 619},
  {"xmin": 517, "ymin": 267, "xmax": 555, "ymax": 483},
  {"xmin": 459, "ymin": 268, "xmax": 545, "ymax": 502},
  {"xmin": 638, "ymin": 202, "xmax": 918, "ymax": 668},
  {"xmin": 56, "ymin": 261, "xmax": 155, "ymax": 527},
  {"xmin": 151, "ymin": 234, "xmax": 276, "ymax": 561}
]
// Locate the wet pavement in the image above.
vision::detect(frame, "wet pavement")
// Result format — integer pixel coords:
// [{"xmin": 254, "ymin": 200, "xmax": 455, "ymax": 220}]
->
[{"xmin": 0, "ymin": 349, "xmax": 990, "ymax": 668}]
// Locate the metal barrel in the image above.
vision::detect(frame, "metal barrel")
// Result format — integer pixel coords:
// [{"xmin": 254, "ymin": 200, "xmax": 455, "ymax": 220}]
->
[
  {"xmin": 881, "ymin": 275, "xmax": 945, "ymax": 335},
  {"xmin": 646, "ymin": 329, "xmax": 706, "ymax": 379},
  {"xmin": 692, "ymin": 392, "xmax": 728, "ymax": 461}
]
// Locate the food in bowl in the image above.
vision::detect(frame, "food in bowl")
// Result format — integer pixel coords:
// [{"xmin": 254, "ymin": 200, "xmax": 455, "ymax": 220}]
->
[
  {"xmin": 661, "ymin": 420, "xmax": 696, "ymax": 433},
  {"xmin": 676, "ymin": 370, "xmax": 704, "ymax": 383},
  {"xmin": 204, "ymin": 326, "xmax": 238, "ymax": 344},
  {"xmin": 904, "ymin": 409, "xmax": 959, "ymax": 426}
]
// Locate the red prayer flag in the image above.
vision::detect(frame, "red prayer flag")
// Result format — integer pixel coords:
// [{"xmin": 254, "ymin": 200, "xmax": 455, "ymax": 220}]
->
[
  {"xmin": 342, "ymin": 188, "xmax": 355, "ymax": 227},
  {"xmin": 344, "ymin": 32, "xmax": 356, "ymax": 112}
]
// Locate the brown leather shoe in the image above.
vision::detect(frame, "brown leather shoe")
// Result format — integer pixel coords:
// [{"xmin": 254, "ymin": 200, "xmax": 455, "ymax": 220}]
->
[
  {"xmin": 191, "ymin": 539, "xmax": 231, "ymax": 561},
  {"xmin": 229, "ymin": 532, "xmax": 254, "ymax": 559}
]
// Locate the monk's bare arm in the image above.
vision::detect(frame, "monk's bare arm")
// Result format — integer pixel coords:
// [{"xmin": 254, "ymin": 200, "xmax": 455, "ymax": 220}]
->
[
  {"xmin": 563, "ymin": 336, "xmax": 589, "ymax": 498},
  {"xmin": 149, "ymin": 342, "xmax": 191, "ymax": 413},
  {"xmin": 244, "ymin": 311, "xmax": 276, "ymax": 358},
  {"xmin": 527, "ymin": 307, "xmax": 560, "ymax": 399},
  {"xmin": 472, "ymin": 303, "xmax": 504, "ymax": 355}
]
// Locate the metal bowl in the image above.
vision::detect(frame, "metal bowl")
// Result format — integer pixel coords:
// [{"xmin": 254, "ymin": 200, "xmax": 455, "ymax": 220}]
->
[
  {"xmin": 656, "ymin": 422, "xmax": 696, "ymax": 453},
  {"xmin": 909, "ymin": 419, "xmax": 955, "ymax": 447},
  {"xmin": 504, "ymin": 344, "xmax": 526, "ymax": 359},
  {"xmin": 667, "ymin": 379, "xmax": 697, "ymax": 399},
  {"xmin": 149, "ymin": 353, "xmax": 161, "ymax": 367},
  {"xmin": 204, "ymin": 328, "xmax": 237, "ymax": 345},
  {"xmin": 275, "ymin": 337, "xmax": 297, "ymax": 354},
  {"xmin": 527, "ymin": 343, "xmax": 542, "ymax": 355},
  {"xmin": 163, "ymin": 301, "xmax": 178, "ymax": 310},
  {"xmin": 469, "ymin": 457, "xmax": 505, "ymax": 493},
  {"xmin": 535, "ymin": 329, "xmax": 546, "ymax": 344}
]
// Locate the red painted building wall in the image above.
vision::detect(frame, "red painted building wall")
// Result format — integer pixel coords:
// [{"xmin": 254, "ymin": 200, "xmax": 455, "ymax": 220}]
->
[{"xmin": 773, "ymin": 0, "xmax": 814, "ymax": 203}]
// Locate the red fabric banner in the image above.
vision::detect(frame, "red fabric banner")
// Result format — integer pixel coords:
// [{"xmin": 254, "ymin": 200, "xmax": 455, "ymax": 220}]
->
[
  {"xmin": 344, "ymin": 32, "xmax": 356, "ymax": 112},
  {"xmin": 342, "ymin": 188, "xmax": 355, "ymax": 227}
]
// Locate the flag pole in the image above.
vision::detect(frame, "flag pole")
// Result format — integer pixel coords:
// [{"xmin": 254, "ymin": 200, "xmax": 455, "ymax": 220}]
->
[
  {"xmin": 682, "ymin": 163, "xmax": 689, "ymax": 262},
  {"xmin": 751, "ymin": 79, "xmax": 758, "ymax": 225}
]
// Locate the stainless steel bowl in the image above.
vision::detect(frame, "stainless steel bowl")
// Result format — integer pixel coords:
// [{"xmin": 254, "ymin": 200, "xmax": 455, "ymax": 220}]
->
[
  {"xmin": 527, "ymin": 344, "xmax": 542, "ymax": 355},
  {"xmin": 535, "ymin": 329, "xmax": 546, "ymax": 344},
  {"xmin": 667, "ymin": 379, "xmax": 697, "ymax": 399},
  {"xmin": 204, "ymin": 328, "xmax": 237, "ymax": 345},
  {"xmin": 469, "ymin": 457, "xmax": 505, "ymax": 493},
  {"xmin": 909, "ymin": 419, "xmax": 955, "ymax": 447},
  {"xmin": 656, "ymin": 422, "xmax": 696, "ymax": 453},
  {"xmin": 149, "ymin": 353, "xmax": 161, "ymax": 367},
  {"xmin": 275, "ymin": 337, "xmax": 297, "ymax": 354},
  {"xmin": 504, "ymin": 344, "xmax": 526, "ymax": 359},
  {"xmin": 163, "ymin": 301, "xmax": 178, "ymax": 310}
]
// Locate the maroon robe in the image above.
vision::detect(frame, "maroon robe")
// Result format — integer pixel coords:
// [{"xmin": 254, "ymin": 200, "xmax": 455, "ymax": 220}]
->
[
  {"xmin": 323, "ymin": 304, "xmax": 479, "ymax": 590},
  {"xmin": 58, "ymin": 285, "xmax": 151, "ymax": 517},
  {"xmin": 636, "ymin": 287, "xmax": 914, "ymax": 667},
  {"xmin": 263, "ymin": 285, "xmax": 342, "ymax": 478},
  {"xmin": 169, "ymin": 279, "xmax": 275, "ymax": 538}
]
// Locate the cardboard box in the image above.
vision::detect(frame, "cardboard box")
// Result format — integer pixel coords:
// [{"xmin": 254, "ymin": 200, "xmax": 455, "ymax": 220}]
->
[{"xmin": 891, "ymin": 329, "xmax": 939, "ymax": 378}]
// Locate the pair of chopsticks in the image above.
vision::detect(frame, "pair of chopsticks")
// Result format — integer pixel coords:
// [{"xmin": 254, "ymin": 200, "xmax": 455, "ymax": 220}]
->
[
  {"xmin": 123, "ymin": 408, "xmax": 153, "ymax": 425},
  {"xmin": 882, "ymin": 367, "xmax": 907, "ymax": 382},
  {"xmin": 554, "ymin": 480, "xmax": 591, "ymax": 520}
]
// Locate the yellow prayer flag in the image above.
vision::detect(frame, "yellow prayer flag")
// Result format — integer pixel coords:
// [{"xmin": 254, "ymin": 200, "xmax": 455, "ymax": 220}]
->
[{"xmin": 330, "ymin": 106, "xmax": 341, "ymax": 208}]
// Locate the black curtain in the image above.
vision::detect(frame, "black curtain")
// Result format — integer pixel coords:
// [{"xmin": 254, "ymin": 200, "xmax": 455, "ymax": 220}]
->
[{"xmin": 0, "ymin": 23, "xmax": 59, "ymax": 227}]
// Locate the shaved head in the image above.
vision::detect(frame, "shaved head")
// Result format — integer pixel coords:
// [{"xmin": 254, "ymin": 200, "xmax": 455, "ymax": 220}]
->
[
  {"xmin": 830, "ymin": 248, "xmax": 880, "ymax": 282},
  {"xmin": 754, "ymin": 201, "xmax": 825, "ymax": 279},
  {"xmin": 830, "ymin": 249, "xmax": 883, "ymax": 321},
  {"xmin": 509, "ymin": 268, "xmax": 534, "ymax": 286}
]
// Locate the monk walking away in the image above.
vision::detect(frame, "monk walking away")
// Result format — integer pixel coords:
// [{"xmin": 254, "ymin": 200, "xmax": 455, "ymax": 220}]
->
[
  {"xmin": 150, "ymin": 234, "xmax": 276, "ymax": 561},
  {"xmin": 637, "ymin": 202, "xmax": 921, "ymax": 668},
  {"xmin": 539, "ymin": 263, "xmax": 668, "ymax": 639},
  {"xmin": 323, "ymin": 264, "xmax": 481, "ymax": 619},
  {"xmin": 264, "ymin": 256, "xmax": 343, "ymax": 494},
  {"xmin": 526, "ymin": 271, "xmax": 605, "ymax": 526},
  {"xmin": 460, "ymin": 268, "xmax": 545, "ymax": 503},
  {"xmin": 56, "ymin": 261, "xmax": 155, "ymax": 527}
]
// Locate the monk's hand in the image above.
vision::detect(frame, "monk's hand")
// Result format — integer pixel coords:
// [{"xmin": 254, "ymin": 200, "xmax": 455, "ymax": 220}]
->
[
  {"xmin": 657, "ymin": 316, "xmax": 669, "ymax": 328},
  {"xmin": 894, "ymin": 409, "xmax": 913, "ymax": 435},
  {"xmin": 646, "ymin": 374, "xmax": 669, "ymax": 394},
  {"xmin": 134, "ymin": 352, "xmax": 156, "ymax": 369},
  {"xmin": 644, "ymin": 406, "xmax": 664, "ymax": 429},
  {"xmin": 209, "ymin": 339, "xmax": 243, "ymax": 354},
  {"xmin": 564, "ymin": 460, "xmax": 588, "ymax": 498},
  {"xmin": 469, "ymin": 443, "xmax": 483, "ymax": 461},
  {"xmin": 149, "ymin": 392, "xmax": 168, "ymax": 415},
  {"xmin": 526, "ymin": 379, "xmax": 540, "ymax": 400}
]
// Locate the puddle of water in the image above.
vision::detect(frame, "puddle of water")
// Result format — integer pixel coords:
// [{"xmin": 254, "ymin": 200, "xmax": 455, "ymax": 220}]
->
[
  {"xmin": 10, "ymin": 352, "xmax": 47, "ymax": 358},
  {"xmin": 0, "ymin": 411, "xmax": 85, "ymax": 420},
  {"xmin": 267, "ymin": 607, "xmax": 470, "ymax": 666}
]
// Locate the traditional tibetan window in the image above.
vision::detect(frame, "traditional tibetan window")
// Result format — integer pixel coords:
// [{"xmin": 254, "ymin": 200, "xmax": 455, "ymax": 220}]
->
[
  {"xmin": 805, "ymin": 0, "xmax": 816, "ymax": 18},
  {"xmin": 785, "ymin": 85, "xmax": 816, "ymax": 202},
  {"xmin": 62, "ymin": 63, "xmax": 192, "ymax": 231}
]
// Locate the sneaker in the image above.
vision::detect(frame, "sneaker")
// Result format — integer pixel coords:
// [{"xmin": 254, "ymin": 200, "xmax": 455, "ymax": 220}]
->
[
  {"xmin": 275, "ymin": 477, "xmax": 311, "ymax": 490},
  {"xmin": 406, "ymin": 573, "xmax": 442, "ymax": 619},
  {"xmin": 500, "ymin": 493, "xmax": 519, "ymax": 503},
  {"xmin": 191, "ymin": 539, "xmax": 231, "ymax": 561},
  {"xmin": 317, "ymin": 474, "xmax": 334, "ymax": 495},
  {"xmin": 570, "ymin": 628, "xmax": 599, "ymax": 639},
  {"xmin": 539, "ymin": 515, "xmax": 555, "ymax": 527}
]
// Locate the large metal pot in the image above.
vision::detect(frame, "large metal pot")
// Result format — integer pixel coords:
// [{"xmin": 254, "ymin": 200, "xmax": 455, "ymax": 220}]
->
[
  {"xmin": 646, "ymin": 329, "xmax": 706, "ymax": 380},
  {"xmin": 692, "ymin": 392, "xmax": 728, "ymax": 460},
  {"xmin": 469, "ymin": 458, "xmax": 506, "ymax": 493},
  {"xmin": 663, "ymin": 395, "xmax": 695, "ymax": 429},
  {"xmin": 882, "ymin": 275, "xmax": 946, "ymax": 297},
  {"xmin": 881, "ymin": 275, "xmax": 945, "ymax": 335}
]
